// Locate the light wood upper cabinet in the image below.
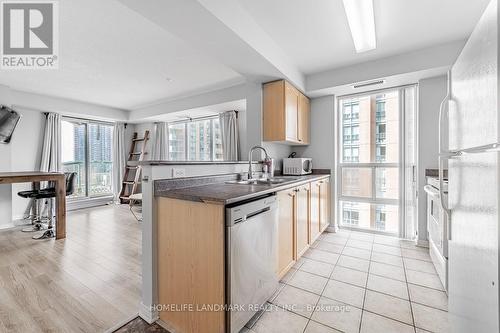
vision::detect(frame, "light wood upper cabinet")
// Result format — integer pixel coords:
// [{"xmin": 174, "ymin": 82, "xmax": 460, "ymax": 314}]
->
[
  {"xmin": 295, "ymin": 184, "xmax": 310, "ymax": 257},
  {"xmin": 310, "ymin": 180, "xmax": 321, "ymax": 243},
  {"xmin": 263, "ymin": 80, "xmax": 310, "ymax": 145},
  {"xmin": 277, "ymin": 188, "xmax": 296, "ymax": 278},
  {"xmin": 298, "ymin": 93, "xmax": 310, "ymax": 144}
]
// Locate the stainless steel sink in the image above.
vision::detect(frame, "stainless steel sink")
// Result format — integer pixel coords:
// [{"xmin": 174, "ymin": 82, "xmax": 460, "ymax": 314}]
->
[{"xmin": 225, "ymin": 177, "xmax": 299, "ymax": 185}]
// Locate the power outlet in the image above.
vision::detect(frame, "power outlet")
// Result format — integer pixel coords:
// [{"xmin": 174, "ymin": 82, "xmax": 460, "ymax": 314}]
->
[{"xmin": 172, "ymin": 168, "xmax": 186, "ymax": 178}]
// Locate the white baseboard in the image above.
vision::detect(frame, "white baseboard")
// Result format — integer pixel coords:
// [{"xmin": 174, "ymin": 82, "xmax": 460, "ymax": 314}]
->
[
  {"xmin": 67, "ymin": 196, "xmax": 114, "ymax": 211},
  {"xmin": 139, "ymin": 302, "xmax": 159, "ymax": 324},
  {"xmin": 416, "ymin": 239, "xmax": 429, "ymax": 248}
]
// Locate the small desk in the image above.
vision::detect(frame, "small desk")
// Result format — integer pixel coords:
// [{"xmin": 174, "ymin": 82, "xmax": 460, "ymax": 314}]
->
[{"xmin": 0, "ymin": 171, "xmax": 66, "ymax": 239}]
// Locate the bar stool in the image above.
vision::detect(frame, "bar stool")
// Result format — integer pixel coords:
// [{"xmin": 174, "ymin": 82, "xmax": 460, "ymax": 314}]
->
[
  {"xmin": 17, "ymin": 189, "xmax": 51, "ymax": 232},
  {"xmin": 31, "ymin": 172, "xmax": 76, "ymax": 239},
  {"xmin": 16, "ymin": 173, "xmax": 75, "ymax": 239}
]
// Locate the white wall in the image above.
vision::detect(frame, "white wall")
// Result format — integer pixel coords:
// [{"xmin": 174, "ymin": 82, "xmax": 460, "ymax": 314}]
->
[
  {"xmin": 10, "ymin": 107, "xmax": 45, "ymax": 220},
  {"xmin": 0, "ymin": 85, "xmax": 13, "ymax": 228},
  {"xmin": 417, "ymin": 75, "xmax": 447, "ymax": 244},
  {"xmin": 131, "ymin": 81, "xmax": 293, "ymax": 167},
  {"xmin": 0, "ymin": 84, "xmax": 131, "ymax": 225}
]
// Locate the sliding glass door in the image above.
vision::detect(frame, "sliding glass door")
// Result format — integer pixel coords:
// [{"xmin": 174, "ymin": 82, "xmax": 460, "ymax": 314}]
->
[{"xmin": 61, "ymin": 118, "xmax": 113, "ymax": 199}]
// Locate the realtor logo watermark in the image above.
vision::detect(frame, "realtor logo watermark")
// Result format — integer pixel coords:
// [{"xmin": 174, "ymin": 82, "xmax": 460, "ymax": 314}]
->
[{"xmin": 1, "ymin": 0, "xmax": 58, "ymax": 69}]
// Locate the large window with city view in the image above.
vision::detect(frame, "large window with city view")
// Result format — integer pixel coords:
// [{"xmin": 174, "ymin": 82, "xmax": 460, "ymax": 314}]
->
[
  {"xmin": 62, "ymin": 118, "xmax": 113, "ymax": 198},
  {"xmin": 338, "ymin": 90, "xmax": 400, "ymax": 234},
  {"xmin": 168, "ymin": 117, "xmax": 223, "ymax": 161}
]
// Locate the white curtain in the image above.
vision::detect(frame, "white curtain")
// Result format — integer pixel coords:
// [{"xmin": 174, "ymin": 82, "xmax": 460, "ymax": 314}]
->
[
  {"xmin": 112, "ymin": 122, "xmax": 126, "ymax": 202},
  {"xmin": 151, "ymin": 122, "xmax": 168, "ymax": 160},
  {"xmin": 40, "ymin": 113, "xmax": 62, "ymax": 173},
  {"xmin": 219, "ymin": 111, "xmax": 239, "ymax": 161},
  {"xmin": 25, "ymin": 112, "xmax": 61, "ymax": 217}
]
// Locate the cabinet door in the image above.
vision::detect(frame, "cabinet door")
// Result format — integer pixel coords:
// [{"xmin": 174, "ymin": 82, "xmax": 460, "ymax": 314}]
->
[
  {"xmin": 295, "ymin": 185, "xmax": 310, "ymax": 257},
  {"xmin": 319, "ymin": 178, "xmax": 331, "ymax": 232},
  {"xmin": 298, "ymin": 94, "xmax": 310, "ymax": 144},
  {"xmin": 285, "ymin": 82, "xmax": 299, "ymax": 142},
  {"xmin": 277, "ymin": 189, "xmax": 295, "ymax": 277},
  {"xmin": 310, "ymin": 181, "xmax": 321, "ymax": 243}
]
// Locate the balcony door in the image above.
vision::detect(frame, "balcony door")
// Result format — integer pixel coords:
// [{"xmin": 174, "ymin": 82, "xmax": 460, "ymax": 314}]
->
[
  {"xmin": 61, "ymin": 118, "xmax": 114, "ymax": 199},
  {"xmin": 337, "ymin": 86, "xmax": 417, "ymax": 236}
]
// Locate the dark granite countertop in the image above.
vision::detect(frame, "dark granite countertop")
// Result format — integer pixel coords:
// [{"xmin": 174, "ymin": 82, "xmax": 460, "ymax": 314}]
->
[{"xmin": 155, "ymin": 173, "xmax": 331, "ymax": 205}]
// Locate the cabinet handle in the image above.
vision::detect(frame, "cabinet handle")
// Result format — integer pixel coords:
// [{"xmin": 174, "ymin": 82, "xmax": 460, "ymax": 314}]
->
[
  {"xmin": 295, "ymin": 188, "xmax": 300, "ymax": 192},
  {"xmin": 288, "ymin": 192, "xmax": 295, "ymax": 197}
]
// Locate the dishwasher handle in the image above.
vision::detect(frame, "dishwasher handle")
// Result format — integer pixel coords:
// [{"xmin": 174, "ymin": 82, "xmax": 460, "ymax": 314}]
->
[
  {"xmin": 245, "ymin": 206, "xmax": 271, "ymax": 221},
  {"xmin": 226, "ymin": 195, "xmax": 278, "ymax": 226}
]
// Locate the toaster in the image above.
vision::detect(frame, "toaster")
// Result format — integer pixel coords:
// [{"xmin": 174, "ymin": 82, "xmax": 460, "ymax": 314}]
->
[{"xmin": 283, "ymin": 158, "xmax": 312, "ymax": 175}]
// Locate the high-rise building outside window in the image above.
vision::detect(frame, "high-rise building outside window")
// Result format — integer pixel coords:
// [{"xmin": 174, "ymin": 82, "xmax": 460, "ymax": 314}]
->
[
  {"xmin": 62, "ymin": 118, "xmax": 113, "ymax": 199},
  {"xmin": 168, "ymin": 116, "xmax": 223, "ymax": 161},
  {"xmin": 339, "ymin": 90, "xmax": 401, "ymax": 234}
]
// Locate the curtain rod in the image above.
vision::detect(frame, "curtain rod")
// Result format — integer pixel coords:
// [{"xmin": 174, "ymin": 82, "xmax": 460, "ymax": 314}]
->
[{"xmin": 160, "ymin": 110, "xmax": 238, "ymax": 125}]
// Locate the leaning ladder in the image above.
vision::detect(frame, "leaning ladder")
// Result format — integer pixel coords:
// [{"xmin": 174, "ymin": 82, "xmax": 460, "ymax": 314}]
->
[{"xmin": 119, "ymin": 130, "xmax": 150, "ymax": 204}]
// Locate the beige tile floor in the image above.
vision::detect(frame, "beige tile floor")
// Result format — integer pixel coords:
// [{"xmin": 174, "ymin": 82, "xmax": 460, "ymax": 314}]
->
[{"xmin": 245, "ymin": 229, "xmax": 450, "ymax": 333}]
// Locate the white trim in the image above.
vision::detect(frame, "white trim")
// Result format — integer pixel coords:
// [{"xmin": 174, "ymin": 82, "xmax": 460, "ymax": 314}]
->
[
  {"xmin": 326, "ymin": 226, "xmax": 339, "ymax": 233},
  {"xmin": 138, "ymin": 302, "xmax": 159, "ymax": 324},
  {"xmin": 67, "ymin": 196, "xmax": 114, "ymax": 211},
  {"xmin": 416, "ymin": 239, "xmax": 429, "ymax": 248},
  {"xmin": 103, "ymin": 312, "xmax": 139, "ymax": 333}
]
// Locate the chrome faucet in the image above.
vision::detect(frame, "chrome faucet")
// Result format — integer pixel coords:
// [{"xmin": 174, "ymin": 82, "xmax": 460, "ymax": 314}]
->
[{"xmin": 248, "ymin": 145, "xmax": 270, "ymax": 180}]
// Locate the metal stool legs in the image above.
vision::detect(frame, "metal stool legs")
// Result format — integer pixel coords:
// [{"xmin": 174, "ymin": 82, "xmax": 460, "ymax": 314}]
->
[
  {"xmin": 33, "ymin": 199, "xmax": 55, "ymax": 240},
  {"xmin": 21, "ymin": 199, "xmax": 48, "ymax": 232}
]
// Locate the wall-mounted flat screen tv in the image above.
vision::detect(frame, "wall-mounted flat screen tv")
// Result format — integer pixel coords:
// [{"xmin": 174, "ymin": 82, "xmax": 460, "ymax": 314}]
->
[{"xmin": 0, "ymin": 106, "xmax": 21, "ymax": 144}]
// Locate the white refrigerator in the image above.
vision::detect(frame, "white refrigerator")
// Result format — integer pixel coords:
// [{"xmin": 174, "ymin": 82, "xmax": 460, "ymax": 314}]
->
[{"xmin": 440, "ymin": 0, "xmax": 499, "ymax": 332}]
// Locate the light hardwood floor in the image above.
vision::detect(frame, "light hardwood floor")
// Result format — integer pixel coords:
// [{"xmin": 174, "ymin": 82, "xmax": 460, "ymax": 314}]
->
[{"xmin": 0, "ymin": 204, "xmax": 141, "ymax": 333}]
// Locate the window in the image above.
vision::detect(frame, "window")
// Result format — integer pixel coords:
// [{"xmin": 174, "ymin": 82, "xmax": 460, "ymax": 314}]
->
[
  {"xmin": 376, "ymin": 124, "xmax": 386, "ymax": 143},
  {"xmin": 168, "ymin": 117, "xmax": 223, "ymax": 161},
  {"xmin": 376, "ymin": 145, "xmax": 386, "ymax": 162},
  {"xmin": 62, "ymin": 118, "xmax": 113, "ymax": 199},
  {"xmin": 343, "ymin": 203, "xmax": 360, "ymax": 226},
  {"xmin": 168, "ymin": 123, "xmax": 186, "ymax": 161},
  {"xmin": 375, "ymin": 207, "xmax": 387, "ymax": 230},
  {"xmin": 339, "ymin": 90, "xmax": 401, "ymax": 234}
]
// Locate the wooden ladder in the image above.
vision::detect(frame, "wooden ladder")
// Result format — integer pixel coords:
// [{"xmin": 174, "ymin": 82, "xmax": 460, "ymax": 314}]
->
[{"xmin": 119, "ymin": 130, "xmax": 150, "ymax": 204}]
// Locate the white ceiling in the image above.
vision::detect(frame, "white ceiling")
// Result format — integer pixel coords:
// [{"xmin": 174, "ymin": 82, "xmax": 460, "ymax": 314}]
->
[
  {"xmin": 0, "ymin": 0, "xmax": 491, "ymax": 115},
  {"xmin": 0, "ymin": 0, "xmax": 243, "ymax": 109},
  {"xmin": 237, "ymin": 0, "xmax": 491, "ymax": 74}
]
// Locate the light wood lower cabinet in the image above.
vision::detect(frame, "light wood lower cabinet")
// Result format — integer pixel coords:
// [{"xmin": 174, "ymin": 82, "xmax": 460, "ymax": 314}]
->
[
  {"xmin": 319, "ymin": 178, "xmax": 331, "ymax": 232},
  {"xmin": 277, "ymin": 176, "xmax": 331, "ymax": 279},
  {"xmin": 277, "ymin": 188, "xmax": 296, "ymax": 278},
  {"xmin": 309, "ymin": 180, "xmax": 321, "ymax": 243},
  {"xmin": 157, "ymin": 197, "xmax": 225, "ymax": 333},
  {"xmin": 295, "ymin": 184, "xmax": 310, "ymax": 257}
]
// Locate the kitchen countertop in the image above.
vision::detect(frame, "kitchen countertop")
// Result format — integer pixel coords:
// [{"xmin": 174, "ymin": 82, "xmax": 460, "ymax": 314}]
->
[{"xmin": 155, "ymin": 173, "xmax": 330, "ymax": 205}]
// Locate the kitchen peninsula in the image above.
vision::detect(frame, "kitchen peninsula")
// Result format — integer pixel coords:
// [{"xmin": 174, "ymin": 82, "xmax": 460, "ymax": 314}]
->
[{"xmin": 145, "ymin": 163, "xmax": 331, "ymax": 333}]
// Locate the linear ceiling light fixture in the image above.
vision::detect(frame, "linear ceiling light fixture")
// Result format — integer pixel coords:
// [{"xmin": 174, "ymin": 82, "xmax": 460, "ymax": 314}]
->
[{"xmin": 342, "ymin": 0, "xmax": 376, "ymax": 53}]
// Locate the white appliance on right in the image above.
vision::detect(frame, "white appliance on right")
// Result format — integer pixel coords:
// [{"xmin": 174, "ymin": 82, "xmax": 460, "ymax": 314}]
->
[{"xmin": 440, "ymin": 1, "xmax": 499, "ymax": 332}]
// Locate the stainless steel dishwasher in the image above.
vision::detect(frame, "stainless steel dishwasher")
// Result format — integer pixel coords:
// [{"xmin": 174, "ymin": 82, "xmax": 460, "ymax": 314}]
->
[{"xmin": 226, "ymin": 195, "xmax": 279, "ymax": 333}]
